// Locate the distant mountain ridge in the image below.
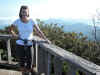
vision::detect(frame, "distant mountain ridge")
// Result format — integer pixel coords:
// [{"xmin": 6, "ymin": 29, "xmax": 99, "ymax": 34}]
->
[
  {"xmin": 0, "ymin": 18, "xmax": 100, "ymax": 40},
  {"xmin": 44, "ymin": 18, "xmax": 99, "ymax": 40},
  {"xmin": 44, "ymin": 18, "xmax": 93, "ymax": 34}
]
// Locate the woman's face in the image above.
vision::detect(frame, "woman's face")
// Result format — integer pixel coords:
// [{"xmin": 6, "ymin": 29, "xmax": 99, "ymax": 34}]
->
[{"xmin": 21, "ymin": 8, "xmax": 29, "ymax": 19}]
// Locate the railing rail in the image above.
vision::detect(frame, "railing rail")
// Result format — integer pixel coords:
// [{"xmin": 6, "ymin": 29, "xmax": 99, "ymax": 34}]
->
[
  {"xmin": 0, "ymin": 34, "xmax": 100, "ymax": 75},
  {"xmin": 0, "ymin": 35, "xmax": 13, "ymax": 64}
]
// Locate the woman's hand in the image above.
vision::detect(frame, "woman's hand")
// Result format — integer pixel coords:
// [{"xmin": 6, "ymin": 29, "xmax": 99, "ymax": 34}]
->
[
  {"xmin": 45, "ymin": 39, "xmax": 51, "ymax": 44},
  {"xmin": 12, "ymin": 34, "xmax": 18, "ymax": 37},
  {"xmin": 10, "ymin": 24, "xmax": 18, "ymax": 38}
]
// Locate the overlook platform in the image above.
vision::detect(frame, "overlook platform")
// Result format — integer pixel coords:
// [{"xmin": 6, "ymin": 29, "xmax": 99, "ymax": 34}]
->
[{"xmin": 0, "ymin": 35, "xmax": 100, "ymax": 75}]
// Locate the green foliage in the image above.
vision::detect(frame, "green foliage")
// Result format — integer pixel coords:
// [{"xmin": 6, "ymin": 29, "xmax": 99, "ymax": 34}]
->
[
  {"xmin": 36, "ymin": 19, "xmax": 100, "ymax": 65},
  {"xmin": 0, "ymin": 19, "xmax": 100, "ymax": 73}
]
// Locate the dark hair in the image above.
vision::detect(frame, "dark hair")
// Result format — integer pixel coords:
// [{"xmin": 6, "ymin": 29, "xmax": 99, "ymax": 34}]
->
[{"xmin": 19, "ymin": 5, "xmax": 29, "ymax": 18}]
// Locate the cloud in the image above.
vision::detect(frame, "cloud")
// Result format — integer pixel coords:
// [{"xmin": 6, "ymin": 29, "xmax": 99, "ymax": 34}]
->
[
  {"xmin": 0, "ymin": 0, "xmax": 100, "ymax": 19},
  {"xmin": 30, "ymin": 0, "xmax": 100, "ymax": 19}
]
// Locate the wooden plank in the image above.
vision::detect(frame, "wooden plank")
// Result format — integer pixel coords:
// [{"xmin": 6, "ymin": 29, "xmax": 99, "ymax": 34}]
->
[
  {"xmin": 40, "ymin": 43, "xmax": 100, "ymax": 74},
  {"xmin": 0, "ymin": 35, "xmax": 12, "ymax": 40},
  {"xmin": 0, "ymin": 69, "xmax": 22, "ymax": 75},
  {"xmin": 38, "ymin": 47, "xmax": 45, "ymax": 75},
  {"xmin": 67, "ymin": 64, "xmax": 77, "ymax": 75},
  {"xmin": 53, "ymin": 57, "xmax": 62, "ymax": 75},
  {"xmin": 84, "ymin": 71, "xmax": 95, "ymax": 75},
  {"xmin": 41, "ymin": 49, "xmax": 47, "ymax": 75},
  {"xmin": 47, "ymin": 53, "xmax": 51, "ymax": 75},
  {"xmin": 0, "ymin": 60, "xmax": 18, "ymax": 64},
  {"xmin": 38, "ymin": 48, "xmax": 51, "ymax": 75},
  {"xmin": 1, "ymin": 35, "xmax": 100, "ymax": 75},
  {"xmin": 36, "ymin": 41, "xmax": 39, "ymax": 73},
  {"xmin": 31, "ymin": 44, "xmax": 35, "ymax": 70},
  {"xmin": 44, "ymin": 52, "xmax": 51, "ymax": 75},
  {"xmin": 0, "ymin": 52, "xmax": 2, "ymax": 61},
  {"xmin": 96, "ymin": 72, "xmax": 100, "ymax": 75},
  {"xmin": 78, "ymin": 68, "xmax": 95, "ymax": 75},
  {"xmin": 41, "ymin": 50, "xmax": 47, "ymax": 75},
  {"xmin": 6, "ymin": 39, "xmax": 12, "ymax": 64},
  {"xmin": 0, "ymin": 62, "xmax": 20, "ymax": 71}
]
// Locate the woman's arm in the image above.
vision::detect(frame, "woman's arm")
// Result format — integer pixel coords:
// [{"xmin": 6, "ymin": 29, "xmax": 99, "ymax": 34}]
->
[
  {"xmin": 10, "ymin": 24, "xmax": 18, "ymax": 37},
  {"xmin": 34, "ymin": 24, "xmax": 51, "ymax": 43}
]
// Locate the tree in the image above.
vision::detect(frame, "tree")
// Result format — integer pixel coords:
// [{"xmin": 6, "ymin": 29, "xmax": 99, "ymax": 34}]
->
[{"xmin": 0, "ymin": 19, "xmax": 100, "ymax": 65}]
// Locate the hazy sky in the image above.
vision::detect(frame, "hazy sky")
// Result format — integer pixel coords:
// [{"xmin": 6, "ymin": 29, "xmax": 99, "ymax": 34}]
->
[{"xmin": 0, "ymin": 0, "xmax": 100, "ymax": 20}]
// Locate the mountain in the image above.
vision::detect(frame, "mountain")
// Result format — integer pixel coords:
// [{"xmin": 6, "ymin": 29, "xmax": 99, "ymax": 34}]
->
[
  {"xmin": 44, "ymin": 18, "xmax": 91, "ymax": 25},
  {"xmin": 0, "ymin": 18, "xmax": 100, "ymax": 40},
  {"xmin": 44, "ymin": 18, "xmax": 99, "ymax": 40},
  {"xmin": 0, "ymin": 19, "xmax": 13, "ymax": 29},
  {"xmin": 0, "ymin": 19, "xmax": 12, "ymax": 25}
]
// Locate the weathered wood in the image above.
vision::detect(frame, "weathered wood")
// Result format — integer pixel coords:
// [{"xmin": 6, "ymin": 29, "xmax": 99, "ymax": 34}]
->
[
  {"xmin": 53, "ymin": 57, "xmax": 62, "ymax": 75},
  {"xmin": 78, "ymin": 68, "xmax": 96, "ymax": 75},
  {"xmin": 0, "ymin": 69, "xmax": 22, "ymax": 75},
  {"xmin": 38, "ymin": 47, "xmax": 45, "ymax": 75},
  {"xmin": 0, "ymin": 35, "xmax": 12, "ymax": 40},
  {"xmin": 96, "ymin": 72, "xmax": 100, "ymax": 75},
  {"xmin": 47, "ymin": 53, "xmax": 51, "ymax": 75},
  {"xmin": 1, "ymin": 35, "xmax": 100, "ymax": 75},
  {"xmin": 36, "ymin": 41, "xmax": 39, "ymax": 73},
  {"xmin": 41, "ymin": 49, "xmax": 48, "ymax": 75},
  {"xmin": 38, "ymin": 48, "xmax": 51, "ymax": 75},
  {"xmin": 0, "ymin": 63, "xmax": 20, "ymax": 70},
  {"xmin": 6, "ymin": 39, "xmax": 12, "ymax": 64},
  {"xmin": 0, "ymin": 52, "xmax": 2, "ymax": 61},
  {"xmin": 84, "ymin": 71, "xmax": 95, "ymax": 75},
  {"xmin": 44, "ymin": 52, "xmax": 51, "ymax": 75},
  {"xmin": 67, "ymin": 64, "xmax": 77, "ymax": 75},
  {"xmin": 40, "ymin": 43, "xmax": 100, "ymax": 75},
  {"xmin": 31, "ymin": 43, "xmax": 35, "ymax": 73},
  {"xmin": 0, "ymin": 61, "xmax": 18, "ymax": 64}
]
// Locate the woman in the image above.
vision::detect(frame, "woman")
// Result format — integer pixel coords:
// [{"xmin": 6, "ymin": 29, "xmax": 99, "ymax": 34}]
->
[{"xmin": 10, "ymin": 5, "xmax": 50, "ymax": 72}]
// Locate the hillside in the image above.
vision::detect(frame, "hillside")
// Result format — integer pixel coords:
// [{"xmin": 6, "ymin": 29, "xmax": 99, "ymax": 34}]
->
[{"xmin": 0, "ymin": 18, "xmax": 100, "ymax": 40}]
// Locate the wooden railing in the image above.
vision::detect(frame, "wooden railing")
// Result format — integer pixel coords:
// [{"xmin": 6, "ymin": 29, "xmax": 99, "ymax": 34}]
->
[{"xmin": 0, "ymin": 35, "xmax": 100, "ymax": 75}]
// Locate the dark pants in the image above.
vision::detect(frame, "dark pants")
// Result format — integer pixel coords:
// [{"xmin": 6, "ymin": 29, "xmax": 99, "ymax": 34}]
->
[{"xmin": 15, "ymin": 44, "xmax": 35, "ymax": 69}]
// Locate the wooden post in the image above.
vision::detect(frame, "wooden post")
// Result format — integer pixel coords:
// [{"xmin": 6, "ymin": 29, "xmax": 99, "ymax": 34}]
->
[
  {"xmin": 38, "ymin": 47, "xmax": 51, "ymax": 75},
  {"xmin": 53, "ymin": 57, "xmax": 62, "ymax": 75},
  {"xmin": 0, "ymin": 52, "xmax": 2, "ymax": 61},
  {"xmin": 83, "ymin": 70, "xmax": 96, "ymax": 75},
  {"xmin": 45, "ymin": 52, "xmax": 51, "ymax": 75},
  {"xmin": 31, "ymin": 43, "xmax": 35, "ymax": 72},
  {"xmin": 47, "ymin": 53, "xmax": 51, "ymax": 75},
  {"xmin": 0, "ymin": 35, "xmax": 100, "ymax": 75},
  {"xmin": 38, "ymin": 47, "xmax": 46, "ymax": 75},
  {"xmin": 35, "ymin": 41, "xmax": 39, "ymax": 73},
  {"xmin": 96, "ymin": 72, "xmax": 100, "ymax": 75},
  {"xmin": 85, "ymin": 72, "xmax": 95, "ymax": 75},
  {"xmin": 6, "ymin": 39, "xmax": 12, "ymax": 64},
  {"xmin": 67, "ymin": 64, "xmax": 77, "ymax": 75}
]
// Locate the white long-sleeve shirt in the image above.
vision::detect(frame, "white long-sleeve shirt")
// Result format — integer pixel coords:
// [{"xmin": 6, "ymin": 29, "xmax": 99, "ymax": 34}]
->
[{"xmin": 12, "ymin": 18, "xmax": 36, "ymax": 46}]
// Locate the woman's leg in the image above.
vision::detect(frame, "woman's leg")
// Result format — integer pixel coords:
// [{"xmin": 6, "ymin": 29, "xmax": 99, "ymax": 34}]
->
[
  {"xmin": 16, "ymin": 44, "xmax": 26, "ymax": 71},
  {"xmin": 25, "ymin": 46, "xmax": 32, "ymax": 71}
]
